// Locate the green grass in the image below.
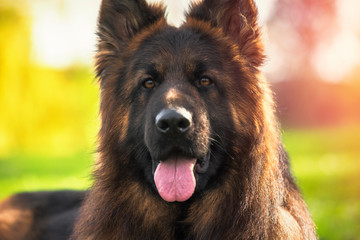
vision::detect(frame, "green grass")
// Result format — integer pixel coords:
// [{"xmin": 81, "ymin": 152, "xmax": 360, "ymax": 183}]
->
[
  {"xmin": 1, "ymin": 127, "xmax": 360, "ymax": 239},
  {"xmin": 0, "ymin": 152, "xmax": 93, "ymax": 198},
  {"xmin": 283, "ymin": 127, "xmax": 360, "ymax": 240}
]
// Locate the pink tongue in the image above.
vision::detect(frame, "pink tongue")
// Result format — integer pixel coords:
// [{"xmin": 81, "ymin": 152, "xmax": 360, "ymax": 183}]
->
[{"xmin": 154, "ymin": 157, "xmax": 196, "ymax": 202}]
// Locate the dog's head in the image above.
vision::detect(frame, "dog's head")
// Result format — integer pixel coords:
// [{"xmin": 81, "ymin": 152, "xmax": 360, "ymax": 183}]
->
[{"xmin": 96, "ymin": 0, "xmax": 264, "ymax": 202}]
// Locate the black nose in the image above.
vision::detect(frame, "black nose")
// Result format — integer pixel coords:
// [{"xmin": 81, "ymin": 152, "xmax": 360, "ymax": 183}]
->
[{"xmin": 155, "ymin": 108, "xmax": 192, "ymax": 135}]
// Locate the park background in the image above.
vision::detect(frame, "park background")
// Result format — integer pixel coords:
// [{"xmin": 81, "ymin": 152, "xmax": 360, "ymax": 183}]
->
[{"xmin": 0, "ymin": 0, "xmax": 359, "ymax": 239}]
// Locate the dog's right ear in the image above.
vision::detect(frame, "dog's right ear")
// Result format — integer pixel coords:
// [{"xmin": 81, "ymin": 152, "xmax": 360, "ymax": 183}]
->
[
  {"xmin": 96, "ymin": 0, "xmax": 165, "ymax": 78},
  {"xmin": 186, "ymin": 0, "xmax": 264, "ymax": 68}
]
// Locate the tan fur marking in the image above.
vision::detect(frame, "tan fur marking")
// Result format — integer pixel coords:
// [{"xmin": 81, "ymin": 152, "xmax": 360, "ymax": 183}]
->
[
  {"xmin": 118, "ymin": 110, "xmax": 129, "ymax": 143},
  {"xmin": 0, "ymin": 208, "xmax": 33, "ymax": 240},
  {"xmin": 165, "ymin": 88, "xmax": 178, "ymax": 103},
  {"xmin": 277, "ymin": 207, "xmax": 302, "ymax": 239}
]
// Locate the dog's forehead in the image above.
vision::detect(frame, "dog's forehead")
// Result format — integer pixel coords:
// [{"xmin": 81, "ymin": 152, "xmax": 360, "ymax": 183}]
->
[{"xmin": 132, "ymin": 26, "xmax": 220, "ymax": 70}]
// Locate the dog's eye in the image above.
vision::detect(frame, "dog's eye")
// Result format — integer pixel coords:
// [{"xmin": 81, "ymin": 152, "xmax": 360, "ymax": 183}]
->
[
  {"xmin": 142, "ymin": 78, "xmax": 156, "ymax": 89},
  {"xmin": 198, "ymin": 77, "xmax": 213, "ymax": 87}
]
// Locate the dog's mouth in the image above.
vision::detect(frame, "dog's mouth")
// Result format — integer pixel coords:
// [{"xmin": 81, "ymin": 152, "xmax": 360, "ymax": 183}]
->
[{"xmin": 151, "ymin": 151, "xmax": 211, "ymax": 202}]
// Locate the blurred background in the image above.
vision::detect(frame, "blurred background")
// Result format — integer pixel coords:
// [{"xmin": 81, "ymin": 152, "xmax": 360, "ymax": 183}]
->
[{"xmin": 0, "ymin": 0, "xmax": 359, "ymax": 239}]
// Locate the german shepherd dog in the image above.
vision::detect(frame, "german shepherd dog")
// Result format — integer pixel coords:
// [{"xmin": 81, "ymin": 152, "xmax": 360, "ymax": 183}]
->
[{"xmin": 0, "ymin": 0, "xmax": 317, "ymax": 239}]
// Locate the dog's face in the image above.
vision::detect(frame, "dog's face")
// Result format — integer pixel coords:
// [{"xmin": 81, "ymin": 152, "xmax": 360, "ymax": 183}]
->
[
  {"xmin": 97, "ymin": 0, "xmax": 264, "ymax": 202},
  {"xmin": 126, "ymin": 27, "xmax": 237, "ymax": 202}
]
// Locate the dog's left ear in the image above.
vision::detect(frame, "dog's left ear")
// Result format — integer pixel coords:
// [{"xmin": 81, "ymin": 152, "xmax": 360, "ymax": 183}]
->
[
  {"xmin": 96, "ymin": 0, "xmax": 165, "ymax": 78},
  {"xmin": 187, "ymin": 0, "xmax": 264, "ymax": 67},
  {"xmin": 98, "ymin": 0, "xmax": 165, "ymax": 42}
]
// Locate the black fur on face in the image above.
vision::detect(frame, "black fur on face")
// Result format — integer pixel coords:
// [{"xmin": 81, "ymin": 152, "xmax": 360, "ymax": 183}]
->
[{"xmin": 123, "ymin": 26, "xmax": 239, "ymax": 197}]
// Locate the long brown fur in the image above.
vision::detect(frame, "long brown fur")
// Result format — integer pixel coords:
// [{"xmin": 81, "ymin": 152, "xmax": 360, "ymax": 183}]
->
[{"xmin": 72, "ymin": 0, "xmax": 317, "ymax": 239}]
